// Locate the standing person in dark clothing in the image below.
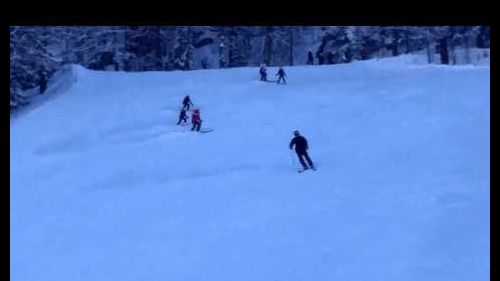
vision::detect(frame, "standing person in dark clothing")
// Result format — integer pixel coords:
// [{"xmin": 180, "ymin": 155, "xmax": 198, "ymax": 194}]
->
[
  {"xmin": 327, "ymin": 52, "xmax": 334, "ymax": 64},
  {"xmin": 177, "ymin": 109, "xmax": 189, "ymax": 125},
  {"xmin": 289, "ymin": 130, "xmax": 315, "ymax": 172},
  {"xmin": 276, "ymin": 67, "xmax": 286, "ymax": 84},
  {"xmin": 191, "ymin": 109, "xmax": 202, "ymax": 131},
  {"xmin": 259, "ymin": 65, "xmax": 267, "ymax": 81},
  {"xmin": 316, "ymin": 51, "xmax": 324, "ymax": 65},
  {"xmin": 307, "ymin": 51, "xmax": 314, "ymax": 65},
  {"xmin": 182, "ymin": 95, "xmax": 193, "ymax": 111},
  {"xmin": 38, "ymin": 68, "xmax": 47, "ymax": 94}
]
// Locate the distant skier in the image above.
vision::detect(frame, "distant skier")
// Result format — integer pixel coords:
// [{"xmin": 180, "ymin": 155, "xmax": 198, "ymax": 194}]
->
[
  {"xmin": 289, "ymin": 130, "xmax": 315, "ymax": 172},
  {"xmin": 316, "ymin": 51, "xmax": 324, "ymax": 65},
  {"xmin": 177, "ymin": 108, "xmax": 189, "ymax": 125},
  {"xmin": 327, "ymin": 52, "xmax": 334, "ymax": 64},
  {"xmin": 307, "ymin": 51, "xmax": 314, "ymax": 65},
  {"xmin": 259, "ymin": 65, "xmax": 268, "ymax": 81},
  {"xmin": 276, "ymin": 67, "xmax": 286, "ymax": 84},
  {"xmin": 182, "ymin": 95, "xmax": 193, "ymax": 111},
  {"xmin": 191, "ymin": 109, "xmax": 202, "ymax": 132}
]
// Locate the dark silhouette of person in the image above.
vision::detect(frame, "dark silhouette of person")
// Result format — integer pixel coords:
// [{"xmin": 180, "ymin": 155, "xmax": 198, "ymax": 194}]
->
[
  {"xmin": 182, "ymin": 95, "xmax": 193, "ymax": 111},
  {"xmin": 191, "ymin": 109, "xmax": 202, "ymax": 131},
  {"xmin": 316, "ymin": 51, "xmax": 325, "ymax": 65},
  {"xmin": 289, "ymin": 130, "xmax": 315, "ymax": 171},
  {"xmin": 259, "ymin": 65, "xmax": 268, "ymax": 81},
  {"xmin": 276, "ymin": 67, "xmax": 286, "ymax": 84},
  {"xmin": 177, "ymin": 109, "xmax": 189, "ymax": 125},
  {"xmin": 307, "ymin": 51, "xmax": 314, "ymax": 65}
]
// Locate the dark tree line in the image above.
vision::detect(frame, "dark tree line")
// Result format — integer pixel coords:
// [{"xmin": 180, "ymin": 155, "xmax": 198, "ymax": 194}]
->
[{"xmin": 10, "ymin": 26, "xmax": 489, "ymax": 110}]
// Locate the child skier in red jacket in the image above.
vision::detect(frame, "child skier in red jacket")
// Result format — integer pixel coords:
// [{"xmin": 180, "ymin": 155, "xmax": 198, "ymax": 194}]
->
[{"xmin": 191, "ymin": 109, "xmax": 202, "ymax": 131}]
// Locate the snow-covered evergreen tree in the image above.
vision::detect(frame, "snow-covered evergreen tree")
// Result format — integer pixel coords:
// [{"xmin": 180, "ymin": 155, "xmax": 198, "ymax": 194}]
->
[{"xmin": 10, "ymin": 25, "xmax": 489, "ymax": 111}]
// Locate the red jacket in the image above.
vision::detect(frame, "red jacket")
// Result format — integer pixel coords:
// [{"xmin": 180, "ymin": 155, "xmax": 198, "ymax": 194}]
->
[{"xmin": 192, "ymin": 111, "xmax": 201, "ymax": 123}]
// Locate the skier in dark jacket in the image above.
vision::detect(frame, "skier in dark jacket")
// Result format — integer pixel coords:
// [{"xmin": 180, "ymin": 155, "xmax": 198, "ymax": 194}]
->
[
  {"xmin": 182, "ymin": 95, "xmax": 193, "ymax": 111},
  {"xmin": 307, "ymin": 51, "xmax": 314, "ymax": 65},
  {"xmin": 259, "ymin": 65, "xmax": 267, "ymax": 81},
  {"xmin": 326, "ymin": 52, "xmax": 334, "ymax": 64},
  {"xmin": 177, "ymin": 109, "xmax": 189, "ymax": 125},
  {"xmin": 276, "ymin": 67, "xmax": 286, "ymax": 84},
  {"xmin": 316, "ymin": 51, "xmax": 324, "ymax": 65},
  {"xmin": 191, "ymin": 109, "xmax": 202, "ymax": 131},
  {"xmin": 289, "ymin": 130, "xmax": 315, "ymax": 171}
]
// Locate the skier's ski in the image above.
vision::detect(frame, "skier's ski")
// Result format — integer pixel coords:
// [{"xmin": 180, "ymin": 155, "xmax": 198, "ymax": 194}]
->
[{"xmin": 298, "ymin": 167, "xmax": 316, "ymax": 173}]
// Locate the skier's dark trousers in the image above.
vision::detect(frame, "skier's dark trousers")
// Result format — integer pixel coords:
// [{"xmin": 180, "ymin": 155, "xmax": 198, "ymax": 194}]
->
[
  {"xmin": 259, "ymin": 67, "xmax": 267, "ymax": 81},
  {"xmin": 177, "ymin": 109, "xmax": 189, "ymax": 125},
  {"xmin": 289, "ymin": 130, "xmax": 314, "ymax": 170}
]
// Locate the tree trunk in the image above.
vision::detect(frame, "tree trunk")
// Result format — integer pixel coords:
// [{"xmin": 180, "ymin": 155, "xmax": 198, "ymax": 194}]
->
[
  {"xmin": 426, "ymin": 39, "xmax": 432, "ymax": 64},
  {"xmin": 405, "ymin": 30, "xmax": 411, "ymax": 54},
  {"xmin": 465, "ymin": 35, "xmax": 471, "ymax": 64},
  {"xmin": 263, "ymin": 34, "xmax": 273, "ymax": 66},
  {"xmin": 392, "ymin": 31, "xmax": 399, "ymax": 56},
  {"xmin": 439, "ymin": 37, "xmax": 449, "ymax": 64},
  {"xmin": 154, "ymin": 27, "xmax": 163, "ymax": 70},
  {"xmin": 289, "ymin": 29, "xmax": 294, "ymax": 66}
]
